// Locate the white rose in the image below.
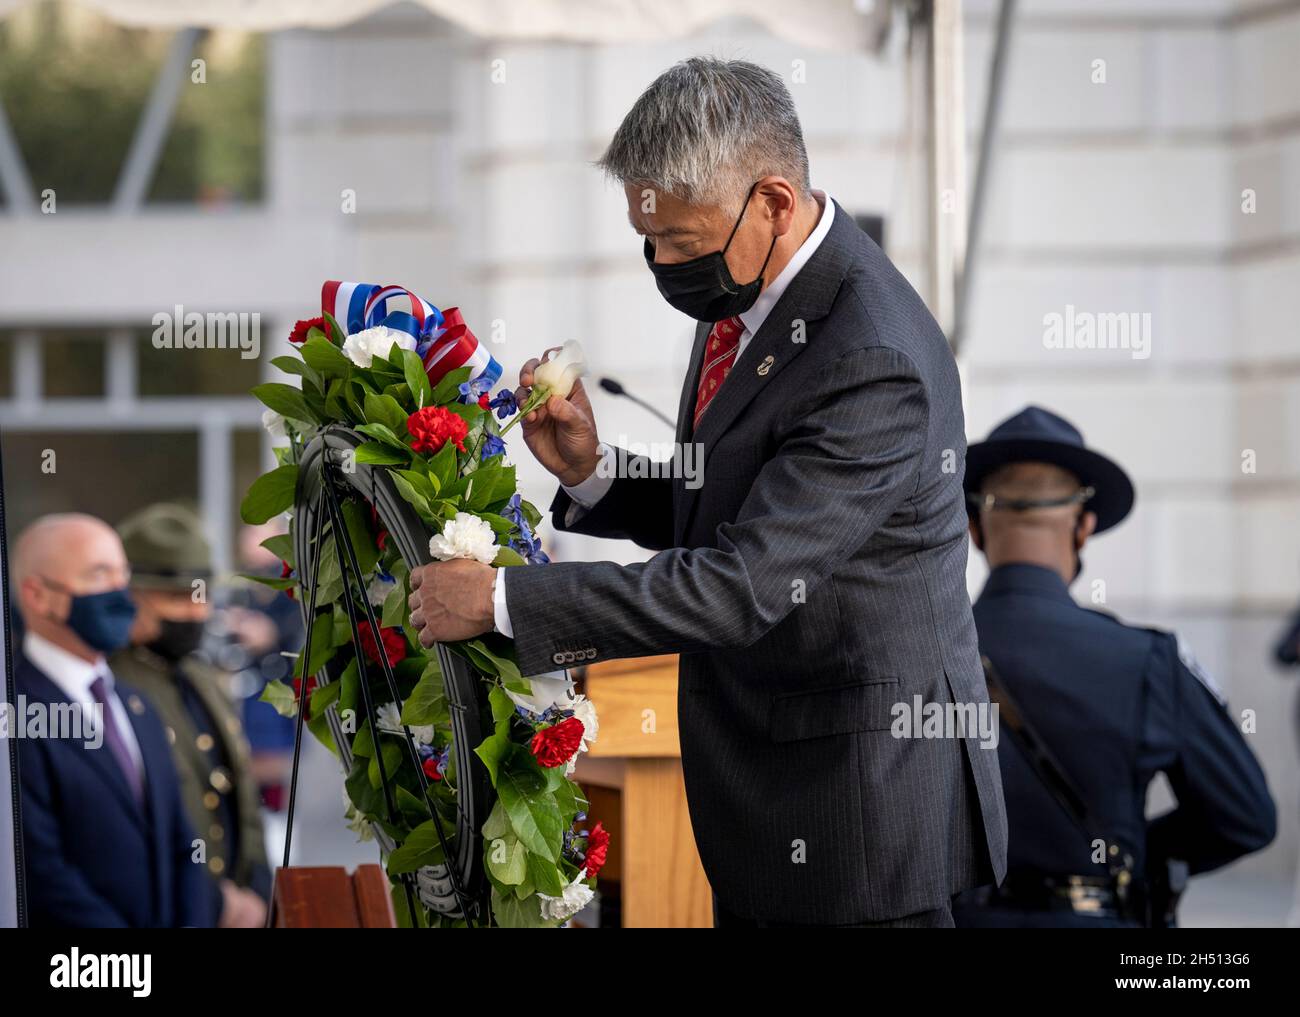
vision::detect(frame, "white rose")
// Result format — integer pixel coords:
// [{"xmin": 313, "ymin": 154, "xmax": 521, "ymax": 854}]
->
[
  {"xmin": 428, "ymin": 513, "xmax": 499, "ymax": 566},
  {"xmin": 537, "ymin": 871, "xmax": 595, "ymax": 923},
  {"xmin": 262, "ymin": 408, "xmax": 288, "ymax": 443},
  {"xmin": 533, "ymin": 340, "xmax": 587, "ymax": 399},
  {"xmin": 342, "ymin": 325, "xmax": 416, "ymax": 368}
]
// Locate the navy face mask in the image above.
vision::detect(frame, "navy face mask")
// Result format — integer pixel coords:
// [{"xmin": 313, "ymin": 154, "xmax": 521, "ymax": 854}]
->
[
  {"xmin": 644, "ymin": 182, "xmax": 777, "ymax": 322},
  {"xmin": 43, "ymin": 578, "xmax": 137, "ymax": 653}
]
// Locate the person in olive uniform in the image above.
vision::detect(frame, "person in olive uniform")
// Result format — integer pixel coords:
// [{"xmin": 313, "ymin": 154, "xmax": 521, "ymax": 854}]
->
[
  {"xmin": 954, "ymin": 407, "xmax": 1276, "ymax": 927},
  {"xmin": 112, "ymin": 503, "xmax": 271, "ymax": 928}
]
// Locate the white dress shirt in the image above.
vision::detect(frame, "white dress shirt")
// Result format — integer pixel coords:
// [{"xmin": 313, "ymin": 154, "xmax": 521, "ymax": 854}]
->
[
  {"xmin": 493, "ymin": 191, "xmax": 836, "ymax": 638},
  {"xmin": 23, "ymin": 630, "xmax": 145, "ymax": 775}
]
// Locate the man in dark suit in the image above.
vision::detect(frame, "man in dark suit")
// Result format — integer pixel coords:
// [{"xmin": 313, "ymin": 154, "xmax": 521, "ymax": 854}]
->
[
  {"xmin": 954, "ymin": 407, "xmax": 1275, "ymax": 927},
  {"xmin": 11, "ymin": 513, "xmax": 214, "ymax": 927},
  {"xmin": 408, "ymin": 57, "xmax": 1007, "ymax": 926}
]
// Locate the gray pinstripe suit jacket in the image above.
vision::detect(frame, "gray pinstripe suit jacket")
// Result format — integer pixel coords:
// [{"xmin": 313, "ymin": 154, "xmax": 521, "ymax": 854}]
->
[{"xmin": 504, "ymin": 203, "xmax": 1008, "ymax": 923}]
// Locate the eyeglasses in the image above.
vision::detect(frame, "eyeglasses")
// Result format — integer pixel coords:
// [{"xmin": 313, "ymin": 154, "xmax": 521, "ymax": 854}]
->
[{"xmin": 966, "ymin": 486, "xmax": 1096, "ymax": 513}]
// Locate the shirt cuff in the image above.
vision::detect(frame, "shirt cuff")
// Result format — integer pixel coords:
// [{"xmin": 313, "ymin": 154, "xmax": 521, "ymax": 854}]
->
[
  {"xmin": 561, "ymin": 442, "xmax": 615, "ymax": 509},
  {"xmin": 492, "ymin": 568, "xmax": 514, "ymax": 639}
]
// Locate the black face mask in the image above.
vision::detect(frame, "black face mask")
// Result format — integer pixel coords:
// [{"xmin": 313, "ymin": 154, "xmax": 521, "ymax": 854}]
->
[
  {"xmin": 148, "ymin": 618, "xmax": 206, "ymax": 662},
  {"xmin": 644, "ymin": 182, "xmax": 777, "ymax": 322}
]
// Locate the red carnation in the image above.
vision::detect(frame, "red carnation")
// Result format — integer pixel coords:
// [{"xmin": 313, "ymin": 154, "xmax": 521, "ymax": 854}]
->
[
  {"xmin": 292, "ymin": 675, "xmax": 318, "ymax": 716},
  {"xmin": 421, "ymin": 757, "xmax": 443, "ymax": 782},
  {"xmin": 280, "ymin": 559, "xmax": 295, "ymax": 600},
  {"xmin": 376, "ymin": 528, "xmax": 388, "ymax": 552},
  {"xmin": 529, "ymin": 717, "xmax": 585, "ymax": 769},
  {"xmin": 406, "ymin": 406, "xmax": 469, "ymax": 455},
  {"xmin": 357, "ymin": 619, "xmax": 407, "ymax": 668},
  {"xmin": 289, "ymin": 316, "xmax": 329, "ymax": 345},
  {"xmin": 583, "ymin": 821, "xmax": 610, "ymax": 879},
  {"xmin": 477, "ymin": 392, "xmax": 491, "ymax": 410}
]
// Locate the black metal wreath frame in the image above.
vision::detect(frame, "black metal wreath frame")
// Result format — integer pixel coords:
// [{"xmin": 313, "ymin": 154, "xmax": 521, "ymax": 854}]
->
[{"xmin": 272, "ymin": 424, "xmax": 496, "ymax": 927}]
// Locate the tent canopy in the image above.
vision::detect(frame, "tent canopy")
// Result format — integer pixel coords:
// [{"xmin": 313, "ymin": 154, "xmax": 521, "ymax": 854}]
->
[{"xmin": 0, "ymin": 0, "xmax": 880, "ymax": 50}]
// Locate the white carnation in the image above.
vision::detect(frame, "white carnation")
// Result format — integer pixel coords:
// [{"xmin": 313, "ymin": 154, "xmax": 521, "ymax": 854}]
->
[
  {"xmin": 374, "ymin": 701, "xmax": 434, "ymax": 744},
  {"xmin": 376, "ymin": 701, "xmax": 403, "ymax": 735},
  {"xmin": 367, "ymin": 574, "xmax": 396, "ymax": 606},
  {"xmin": 342, "ymin": 325, "xmax": 417, "ymax": 368},
  {"xmin": 262, "ymin": 408, "xmax": 288, "ymax": 443},
  {"xmin": 537, "ymin": 871, "xmax": 595, "ymax": 923},
  {"xmin": 505, "ymin": 670, "xmax": 576, "ymax": 716},
  {"xmin": 428, "ymin": 513, "xmax": 498, "ymax": 566}
]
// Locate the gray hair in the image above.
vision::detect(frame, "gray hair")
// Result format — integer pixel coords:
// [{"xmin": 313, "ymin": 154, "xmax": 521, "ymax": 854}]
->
[{"xmin": 597, "ymin": 57, "xmax": 811, "ymax": 214}]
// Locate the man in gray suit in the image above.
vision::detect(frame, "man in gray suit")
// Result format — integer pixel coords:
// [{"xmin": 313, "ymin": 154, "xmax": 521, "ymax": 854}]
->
[{"xmin": 409, "ymin": 57, "xmax": 1006, "ymax": 926}]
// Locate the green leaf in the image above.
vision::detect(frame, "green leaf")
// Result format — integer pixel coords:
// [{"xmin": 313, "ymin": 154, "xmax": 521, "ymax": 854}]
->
[
  {"xmin": 295, "ymin": 610, "xmax": 336, "ymax": 680},
  {"xmin": 432, "ymin": 366, "xmax": 472, "ymax": 405},
  {"xmin": 466, "ymin": 636, "xmax": 523, "ymax": 689},
  {"xmin": 305, "ymin": 674, "xmax": 340, "ymax": 720},
  {"xmin": 300, "ymin": 334, "xmax": 352, "ymax": 379},
  {"xmin": 354, "ymin": 422, "xmax": 408, "ymax": 451},
  {"xmin": 364, "ymin": 391, "xmax": 409, "ymax": 434},
  {"xmin": 525, "ymin": 851, "xmax": 566, "ymax": 897},
  {"xmin": 381, "ymin": 572, "xmax": 409, "ymax": 630},
  {"xmin": 270, "ymin": 354, "xmax": 324, "ymax": 393},
  {"xmin": 259, "ymin": 678, "xmax": 298, "ymax": 718},
  {"xmin": 497, "ymin": 762, "xmax": 562, "ymax": 862},
  {"xmin": 401, "ymin": 348, "xmax": 434, "ymax": 409},
  {"xmin": 240, "ymin": 464, "xmax": 299, "ymax": 524},
  {"xmin": 488, "ymin": 685, "xmax": 516, "ymax": 725},
  {"xmin": 391, "ymin": 472, "xmax": 434, "ymax": 521},
  {"xmin": 493, "ymin": 546, "xmax": 526, "ymax": 567},
  {"xmin": 367, "ymin": 740, "xmax": 403, "ymax": 789},
  {"xmin": 428, "ymin": 441, "xmax": 457, "ymax": 492},
  {"xmin": 354, "ymin": 442, "xmax": 408, "ymax": 466},
  {"xmin": 490, "ymin": 885, "xmax": 552, "ymax": 928},
  {"xmin": 485, "ymin": 833, "xmax": 528, "ymax": 886},
  {"xmin": 259, "ymin": 533, "xmax": 294, "ymax": 563},
  {"xmin": 237, "ymin": 572, "xmax": 295, "ymax": 591},
  {"xmin": 401, "ymin": 659, "xmax": 446, "ymax": 726},
  {"xmin": 340, "ymin": 498, "xmax": 380, "ymax": 576},
  {"xmin": 251, "ymin": 382, "xmax": 317, "ymax": 424},
  {"xmin": 482, "ymin": 800, "xmax": 511, "ymax": 840},
  {"xmin": 387, "ymin": 820, "xmax": 447, "ymax": 874},
  {"xmin": 474, "ymin": 729, "xmax": 511, "ymax": 786}
]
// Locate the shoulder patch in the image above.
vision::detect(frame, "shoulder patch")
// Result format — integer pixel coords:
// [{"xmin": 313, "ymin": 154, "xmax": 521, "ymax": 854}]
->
[{"xmin": 1175, "ymin": 633, "xmax": 1228, "ymax": 707}]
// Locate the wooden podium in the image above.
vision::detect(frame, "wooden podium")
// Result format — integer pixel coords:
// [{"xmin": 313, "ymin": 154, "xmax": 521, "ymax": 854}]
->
[
  {"xmin": 574, "ymin": 655, "xmax": 713, "ymax": 927},
  {"xmin": 272, "ymin": 864, "xmax": 396, "ymax": 928}
]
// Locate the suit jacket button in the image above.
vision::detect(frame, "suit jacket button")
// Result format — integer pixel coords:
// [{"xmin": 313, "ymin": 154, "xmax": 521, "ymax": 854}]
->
[
  {"xmin": 585, "ymin": 648, "xmax": 596, "ymax": 659},
  {"xmin": 563, "ymin": 651, "xmax": 576, "ymax": 664},
  {"xmin": 552, "ymin": 652, "xmax": 565, "ymax": 665}
]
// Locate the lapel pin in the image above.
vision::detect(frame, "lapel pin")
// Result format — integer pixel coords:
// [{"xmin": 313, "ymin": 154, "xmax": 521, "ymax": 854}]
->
[{"xmin": 757, "ymin": 355, "xmax": 774, "ymax": 376}]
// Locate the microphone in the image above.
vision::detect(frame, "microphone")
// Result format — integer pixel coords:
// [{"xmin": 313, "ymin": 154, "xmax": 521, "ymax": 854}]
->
[{"xmin": 598, "ymin": 377, "xmax": 676, "ymax": 429}]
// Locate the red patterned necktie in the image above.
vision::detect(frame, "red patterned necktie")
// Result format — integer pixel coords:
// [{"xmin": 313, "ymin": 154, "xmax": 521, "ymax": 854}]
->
[{"xmin": 692, "ymin": 316, "xmax": 745, "ymax": 430}]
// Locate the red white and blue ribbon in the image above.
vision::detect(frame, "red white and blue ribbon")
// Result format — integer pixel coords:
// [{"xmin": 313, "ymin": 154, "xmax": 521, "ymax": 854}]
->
[{"xmin": 321, "ymin": 280, "xmax": 502, "ymax": 389}]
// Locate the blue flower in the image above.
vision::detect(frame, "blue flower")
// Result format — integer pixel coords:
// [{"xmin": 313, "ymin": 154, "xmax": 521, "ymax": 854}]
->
[
  {"xmin": 490, "ymin": 389, "xmax": 519, "ymax": 420},
  {"xmin": 458, "ymin": 377, "xmax": 493, "ymax": 403},
  {"xmin": 480, "ymin": 433, "xmax": 506, "ymax": 461}
]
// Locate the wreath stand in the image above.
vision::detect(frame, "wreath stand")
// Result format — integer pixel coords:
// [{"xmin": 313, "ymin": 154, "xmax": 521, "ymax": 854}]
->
[{"xmin": 267, "ymin": 425, "xmax": 496, "ymax": 928}]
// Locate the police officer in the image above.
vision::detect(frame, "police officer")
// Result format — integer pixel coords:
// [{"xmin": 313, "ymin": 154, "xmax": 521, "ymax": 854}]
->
[
  {"xmin": 112, "ymin": 503, "xmax": 271, "ymax": 928},
  {"xmin": 954, "ymin": 406, "xmax": 1276, "ymax": 927}
]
